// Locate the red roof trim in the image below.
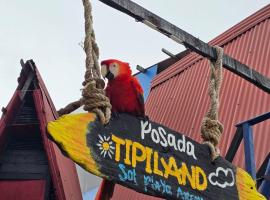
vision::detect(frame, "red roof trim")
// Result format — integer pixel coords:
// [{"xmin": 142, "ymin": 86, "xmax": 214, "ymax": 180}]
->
[
  {"xmin": 0, "ymin": 91, "xmax": 21, "ymax": 151},
  {"xmin": 33, "ymin": 90, "xmax": 66, "ymax": 200},
  {"xmin": 209, "ymin": 4, "xmax": 270, "ymax": 46},
  {"xmin": 31, "ymin": 61, "xmax": 82, "ymax": 200},
  {"xmin": 152, "ymin": 4, "xmax": 270, "ymax": 87}
]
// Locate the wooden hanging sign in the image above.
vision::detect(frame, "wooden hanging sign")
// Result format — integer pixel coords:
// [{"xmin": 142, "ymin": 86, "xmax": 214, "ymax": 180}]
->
[{"xmin": 47, "ymin": 113, "xmax": 265, "ymax": 200}]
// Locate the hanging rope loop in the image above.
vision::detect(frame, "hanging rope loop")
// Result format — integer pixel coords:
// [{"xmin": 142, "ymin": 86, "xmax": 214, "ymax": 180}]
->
[
  {"xmin": 81, "ymin": 78, "xmax": 111, "ymax": 124},
  {"xmin": 81, "ymin": 0, "xmax": 111, "ymax": 124},
  {"xmin": 201, "ymin": 46, "xmax": 224, "ymax": 160},
  {"xmin": 57, "ymin": 0, "xmax": 111, "ymax": 122}
]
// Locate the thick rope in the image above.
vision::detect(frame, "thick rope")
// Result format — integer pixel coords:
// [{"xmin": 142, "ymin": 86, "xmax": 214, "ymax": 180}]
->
[
  {"xmin": 58, "ymin": 100, "xmax": 81, "ymax": 116},
  {"xmin": 81, "ymin": 0, "xmax": 111, "ymax": 124},
  {"xmin": 201, "ymin": 46, "xmax": 224, "ymax": 160}
]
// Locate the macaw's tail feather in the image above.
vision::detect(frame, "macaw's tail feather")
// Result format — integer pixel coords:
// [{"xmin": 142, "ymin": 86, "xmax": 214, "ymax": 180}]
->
[
  {"xmin": 96, "ymin": 180, "xmax": 115, "ymax": 200},
  {"xmin": 236, "ymin": 167, "xmax": 266, "ymax": 200},
  {"xmin": 47, "ymin": 113, "xmax": 102, "ymax": 177}
]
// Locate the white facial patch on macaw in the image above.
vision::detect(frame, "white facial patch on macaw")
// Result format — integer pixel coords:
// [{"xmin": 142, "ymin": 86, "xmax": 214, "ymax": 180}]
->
[
  {"xmin": 109, "ymin": 63, "xmax": 120, "ymax": 78},
  {"xmin": 101, "ymin": 64, "xmax": 108, "ymax": 78}
]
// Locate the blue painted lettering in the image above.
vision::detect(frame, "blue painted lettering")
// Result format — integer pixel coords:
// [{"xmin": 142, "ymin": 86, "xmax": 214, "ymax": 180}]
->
[
  {"xmin": 118, "ymin": 164, "xmax": 137, "ymax": 185},
  {"xmin": 143, "ymin": 175, "xmax": 172, "ymax": 196},
  {"xmin": 177, "ymin": 187, "xmax": 204, "ymax": 200}
]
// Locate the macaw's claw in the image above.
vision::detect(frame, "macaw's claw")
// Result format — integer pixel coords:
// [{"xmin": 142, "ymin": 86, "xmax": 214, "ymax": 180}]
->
[
  {"xmin": 112, "ymin": 112, "xmax": 120, "ymax": 119},
  {"xmin": 138, "ymin": 115, "xmax": 149, "ymax": 121}
]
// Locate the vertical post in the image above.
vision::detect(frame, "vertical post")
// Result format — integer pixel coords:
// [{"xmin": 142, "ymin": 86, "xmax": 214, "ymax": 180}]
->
[
  {"xmin": 225, "ymin": 127, "xmax": 243, "ymax": 162},
  {"xmin": 242, "ymin": 123, "xmax": 256, "ymax": 179},
  {"xmin": 259, "ymin": 159, "xmax": 270, "ymax": 198}
]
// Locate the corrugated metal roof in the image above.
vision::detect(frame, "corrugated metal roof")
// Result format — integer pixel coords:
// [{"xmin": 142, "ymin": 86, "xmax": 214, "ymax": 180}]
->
[
  {"xmin": 147, "ymin": 4, "xmax": 270, "ymax": 169},
  {"xmin": 109, "ymin": 4, "xmax": 270, "ymax": 200}
]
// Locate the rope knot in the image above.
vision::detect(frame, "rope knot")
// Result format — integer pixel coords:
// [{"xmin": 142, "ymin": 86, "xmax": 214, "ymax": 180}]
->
[
  {"xmin": 57, "ymin": 0, "xmax": 112, "ymax": 122},
  {"xmin": 82, "ymin": 75, "xmax": 105, "ymax": 89},
  {"xmin": 201, "ymin": 117, "xmax": 223, "ymax": 146},
  {"xmin": 200, "ymin": 46, "xmax": 224, "ymax": 160},
  {"xmin": 81, "ymin": 78, "xmax": 111, "ymax": 124},
  {"xmin": 81, "ymin": 0, "xmax": 112, "ymax": 125}
]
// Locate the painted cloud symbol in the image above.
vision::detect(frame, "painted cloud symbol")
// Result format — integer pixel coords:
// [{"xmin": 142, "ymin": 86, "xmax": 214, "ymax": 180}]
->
[{"xmin": 208, "ymin": 167, "xmax": 235, "ymax": 188}]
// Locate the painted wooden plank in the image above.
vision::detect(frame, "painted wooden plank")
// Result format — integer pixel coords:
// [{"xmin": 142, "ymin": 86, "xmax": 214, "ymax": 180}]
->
[
  {"xmin": 260, "ymin": 159, "xmax": 270, "ymax": 198},
  {"xmin": 0, "ymin": 163, "xmax": 48, "ymax": 173},
  {"xmin": 225, "ymin": 127, "xmax": 243, "ymax": 162},
  {"xmin": 0, "ymin": 150, "xmax": 48, "ymax": 164},
  {"xmin": 243, "ymin": 123, "xmax": 256, "ymax": 179},
  {"xmin": 0, "ymin": 172, "xmax": 48, "ymax": 180},
  {"xmin": 98, "ymin": 0, "xmax": 270, "ymax": 94},
  {"xmin": 47, "ymin": 113, "xmax": 266, "ymax": 200},
  {"xmin": 257, "ymin": 153, "xmax": 270, "ymax": 187},
  {"xmin": 236, "ymin": 112, "xmax": 270, "ymax": 126}
]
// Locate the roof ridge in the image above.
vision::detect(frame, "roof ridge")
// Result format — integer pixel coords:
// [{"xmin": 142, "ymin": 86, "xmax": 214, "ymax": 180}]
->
[
  {"xmin": 152, "ymin": 4, "xmax": 270, "ymax": 88},
  {"xmin": 29, "ymin": 60, "xmax": 59, "ymax": 119},
  {"xmin": 209, "ymin": 4, "xmax": 270, "ymax": 46}
]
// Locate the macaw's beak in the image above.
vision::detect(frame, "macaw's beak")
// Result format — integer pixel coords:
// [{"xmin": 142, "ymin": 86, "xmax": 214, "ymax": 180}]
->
[
  {"xmin": 105, "ymin": 71, "xmax": 114, "ymax": 80},
  {"xmin": 101, "ymin": 65, "xmax": 114, "ymax": 80}
]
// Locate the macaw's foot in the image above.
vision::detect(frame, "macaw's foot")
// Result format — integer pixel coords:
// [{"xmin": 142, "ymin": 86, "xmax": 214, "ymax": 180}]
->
[
  {"xmin": 138, "ymin": 115, "xmax": 150, "ymax": 121},
  {"xmin": 112, "ymin": 112, "xmax": 120, "ymax": 119}
]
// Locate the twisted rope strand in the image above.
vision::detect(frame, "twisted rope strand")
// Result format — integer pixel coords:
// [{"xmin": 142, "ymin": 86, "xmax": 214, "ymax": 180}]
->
[
  {"xmin": 201, "ymin": 46, "xmax": 224, "ymax": 160},
  {"xmin": 81, "ymin": 0, "xmax": 111, "ymax": 124},
  {"xmin": 58, "ymin": 100, "xmax": 81, "ymax": 116},
  {"xmin": 57, "ymin": 0, "xmax": 111, "ymax": 123}
]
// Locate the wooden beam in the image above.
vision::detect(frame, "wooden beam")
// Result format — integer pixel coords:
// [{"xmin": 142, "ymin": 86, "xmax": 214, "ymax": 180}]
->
[
  {"xmin": 236, "ymin": 111, "xmax": 270, "ymax": 126},
  {"xmin": 257, "ymin": 153, "xmax": 270, "ymax": 187},
  {"xmin": 98, "ymin": 0, "xmax": 270, "ymax": 93},
  {"xmin": 161, "ymin": 48, "xmax": 177, "ymax": 59},
  {"xmin": 225, "ymin": 127, "xmax": 243, "ymax": 162},
  {"xmin": 19, "ymin": 72, "xmax": 34, "ymax": 100},
  {"xmin": 243, "ymin": 123, "xmax": 256, "ymax": 179},
  {"xmin": 259, "ymin": 158, "xmax": 270, "ymax": 198}
]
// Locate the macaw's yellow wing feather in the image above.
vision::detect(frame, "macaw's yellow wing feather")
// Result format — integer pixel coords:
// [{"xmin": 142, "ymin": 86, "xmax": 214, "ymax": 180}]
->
[
  {"xmin": 47, "ymin": 113, "xmax": 101, "ymax": 177},
  {"xmin": 236, "ymin": 167, "xmax": 266, "ymax": 200}
]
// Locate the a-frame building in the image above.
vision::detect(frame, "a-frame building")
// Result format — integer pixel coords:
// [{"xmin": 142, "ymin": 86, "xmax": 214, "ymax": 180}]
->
[{"xmin": 0, "ymin": 60, "xmax": 82, "ymax": 200}]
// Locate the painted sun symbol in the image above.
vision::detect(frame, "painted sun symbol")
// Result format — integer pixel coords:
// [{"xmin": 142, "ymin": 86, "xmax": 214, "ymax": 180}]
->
[{"xmin": 97, "ymin": 134, "xmax": 115, "ymax": 159}]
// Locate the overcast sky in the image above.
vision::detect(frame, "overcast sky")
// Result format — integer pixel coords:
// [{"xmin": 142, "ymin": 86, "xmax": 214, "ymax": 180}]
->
[{"xmin": 0, "ymin": 0, "xmax": 269, "ymax": 110}]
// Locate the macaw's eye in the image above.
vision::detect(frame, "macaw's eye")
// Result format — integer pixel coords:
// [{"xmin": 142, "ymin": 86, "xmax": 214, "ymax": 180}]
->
[{"xmin": 112, "ymin": 63, "xmax": 117, "ymax": 67}]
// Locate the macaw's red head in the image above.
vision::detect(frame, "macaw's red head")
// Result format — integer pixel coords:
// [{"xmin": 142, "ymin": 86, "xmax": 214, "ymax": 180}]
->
[{"xmin": 101, "ymin": 59, "xmax": 132, "ymax": 80}]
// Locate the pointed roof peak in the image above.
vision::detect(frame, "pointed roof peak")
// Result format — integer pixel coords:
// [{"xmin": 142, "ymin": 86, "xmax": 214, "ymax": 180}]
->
[{"xmin": 0, "ymin": 59, "xmax": 82, "ymax": 200}]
